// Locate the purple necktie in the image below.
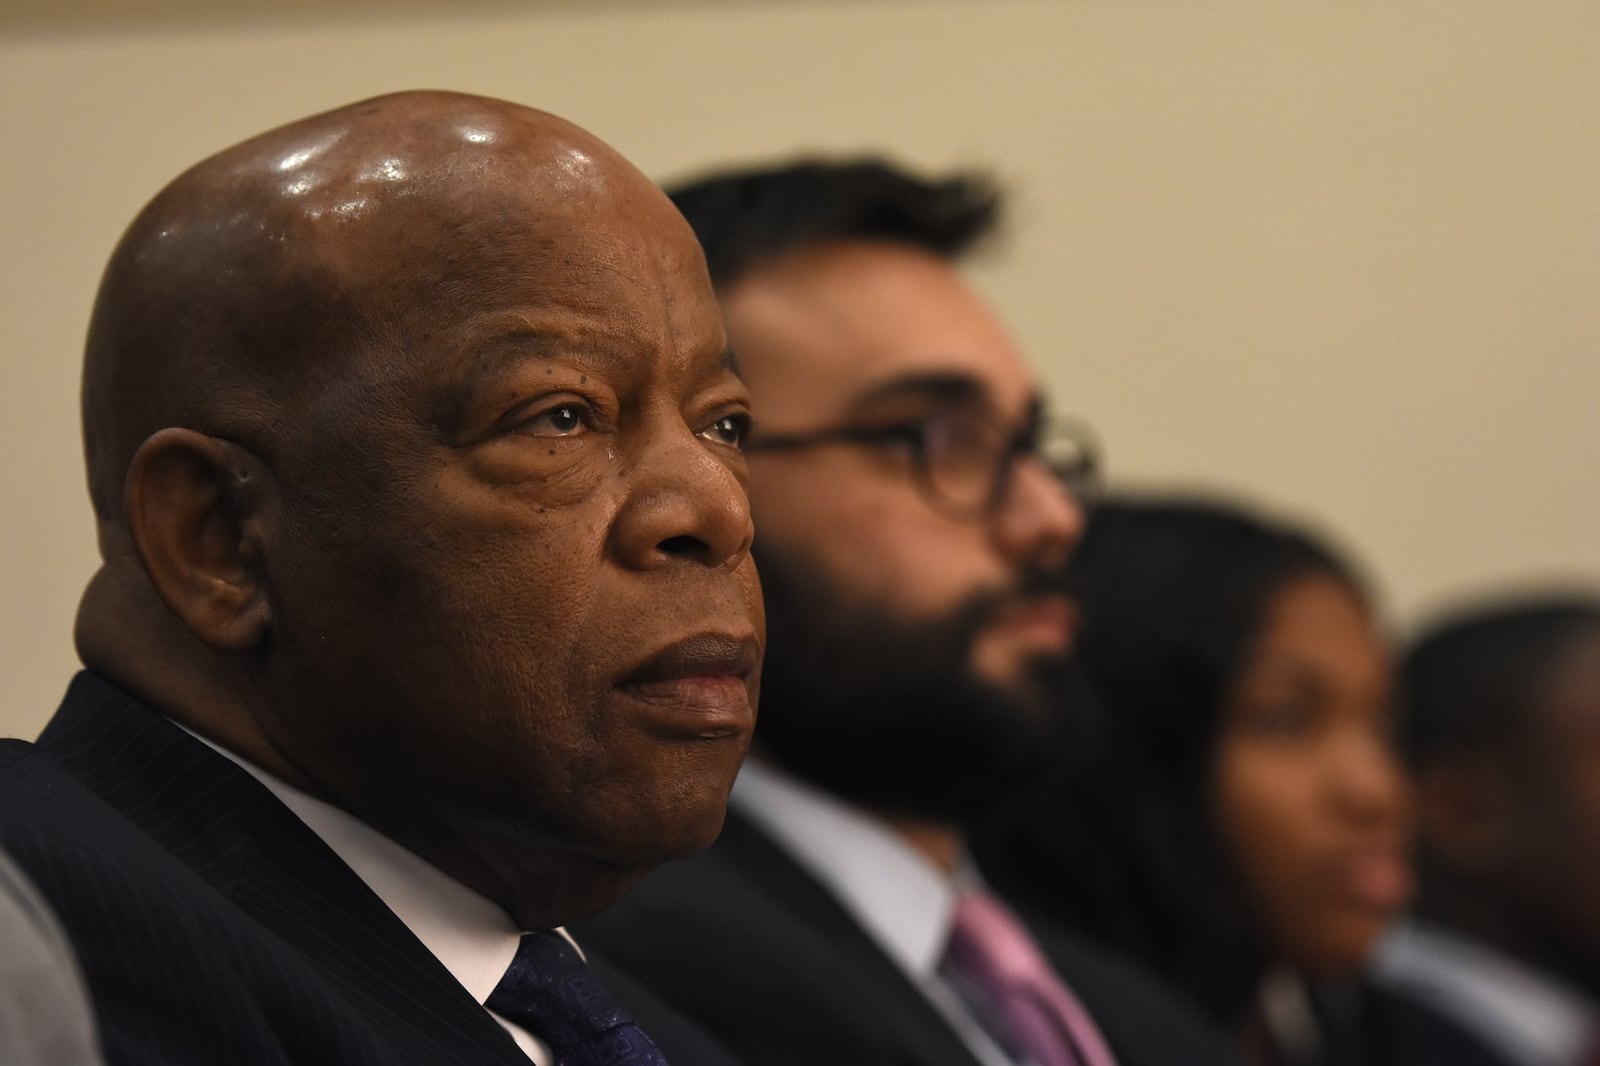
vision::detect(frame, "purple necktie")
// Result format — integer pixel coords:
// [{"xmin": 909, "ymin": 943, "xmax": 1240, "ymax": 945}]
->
[
  {"xmin": 942, "ymin": 889, "xmax": 1119, "ymax": 1066},
  {"xmin": 486, "ymin": 931, "xmax": 669, "ymax": 1066}
]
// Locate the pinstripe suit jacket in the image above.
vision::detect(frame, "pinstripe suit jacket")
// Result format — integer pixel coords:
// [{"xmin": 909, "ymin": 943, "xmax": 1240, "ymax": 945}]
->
[{"xmin": 0, "ymin": 671, "xmax": 741, "ymax": 1066}]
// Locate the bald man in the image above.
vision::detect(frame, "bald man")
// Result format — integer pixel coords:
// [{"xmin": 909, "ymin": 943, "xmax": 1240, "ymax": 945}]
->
[{"xmin": 0, "ymin": 92, "xmax": 759, "ymax": 1066}]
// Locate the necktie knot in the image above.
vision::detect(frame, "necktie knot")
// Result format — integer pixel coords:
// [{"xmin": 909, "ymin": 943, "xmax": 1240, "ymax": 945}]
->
[
  {"xmin": 487, "ymin": 931, "xmax": 668, "ymax": 1066},
  {"xmin": 948, "ymin": 888, "xmax": 1059, "ymax": 990},
  {"xmin": 943, "ymin": 889, "xmax": 1118, "ymax": 1066}
]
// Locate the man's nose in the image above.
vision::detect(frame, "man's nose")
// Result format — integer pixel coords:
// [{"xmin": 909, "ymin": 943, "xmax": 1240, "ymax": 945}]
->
[
  {"xmin": 611, "ymin": 422, "xmax": 755, "ymax": 572},
  {"xmin": 990, "ymin": 455, "xmax": 1085, "ymax": 571}
]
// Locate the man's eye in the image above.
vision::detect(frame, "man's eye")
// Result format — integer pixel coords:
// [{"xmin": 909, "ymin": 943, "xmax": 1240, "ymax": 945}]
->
[
  {"xmin": 523, "ymin": 403, "xmax": 587, "ymax": 437},
  {"xmin": 1241, "ymin": 701, "xmax": 1318, "ymax": 739},
  {"xmin": 701, "ymin": 413, "xmax": 752, "ymax": 449},
  {"xmin": 868, "ymin": 422, "xmax": 927, "ymax": 453}
]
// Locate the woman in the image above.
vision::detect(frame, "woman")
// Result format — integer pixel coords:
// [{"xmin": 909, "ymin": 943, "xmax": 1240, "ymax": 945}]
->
[{"xmin": 974, "ymin": 496, "xmax": 1507, "ymax": 1066}]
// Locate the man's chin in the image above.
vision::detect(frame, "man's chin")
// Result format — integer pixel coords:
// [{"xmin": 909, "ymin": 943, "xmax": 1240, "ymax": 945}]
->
[
  {"xmin": 749, "ymin": 543, "xmax": 1082, "ymax": 822},
  {"xmin": 970, "ymin": 595, "xmax": 1077, "ymax": 683},
  {"xmin": 969, "ymin": 637, "xmax": 1071, "ymax": 693},
  {"xmin": 612, "ymin": 795, "xmax": 735, "ymax": 868}
]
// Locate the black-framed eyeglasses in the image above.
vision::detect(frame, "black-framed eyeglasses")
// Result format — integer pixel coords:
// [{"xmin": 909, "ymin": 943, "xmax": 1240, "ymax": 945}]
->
[{"xmin": 746, "ymin": 406, "xmax": 1101, "ymax": 521}]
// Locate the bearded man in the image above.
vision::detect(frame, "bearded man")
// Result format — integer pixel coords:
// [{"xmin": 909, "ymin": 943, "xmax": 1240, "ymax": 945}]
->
[{"xmin": 577, "ymin": 159, "xmax": 1238, "ymax": 1066}]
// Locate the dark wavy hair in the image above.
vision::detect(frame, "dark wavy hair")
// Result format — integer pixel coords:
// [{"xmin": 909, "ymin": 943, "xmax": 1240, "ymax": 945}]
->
[
  {"xmin": 665, "ymin": 157, "xmax": 1002, "ymax": 287},
  {"xmin": 974, "ymin": 495, "xmax": 1369, "ymax": 1021}
]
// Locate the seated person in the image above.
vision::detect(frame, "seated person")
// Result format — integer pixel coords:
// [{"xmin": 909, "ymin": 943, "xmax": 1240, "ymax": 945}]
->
[
  {"xmin": 1376, "ymin": 596, "xmax": 1600, "ymax": 1066},
  {"xmin": 578, "ymin": 158, "xmax": 1240, "ymax": 1066},
  {"xmin": 975, "ymin": 496, "xmax": 1512, "ymax": 1066},
  {"xmin": 0, "ymin": 90, "xmax": 758, "ymax": 1066}
]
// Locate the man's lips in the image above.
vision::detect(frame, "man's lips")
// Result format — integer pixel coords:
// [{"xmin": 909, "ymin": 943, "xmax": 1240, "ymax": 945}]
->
[
  {"xmin": 983, "ymin": 594, "xmax": 1078, "ymax": 652},
  {"xmin": 1337, "ymin": 851, "xmax": 1413, "ymax": 912},
  {"xmin": 616, "ymin": 632, "xmax": 761, "ymax": 739}
]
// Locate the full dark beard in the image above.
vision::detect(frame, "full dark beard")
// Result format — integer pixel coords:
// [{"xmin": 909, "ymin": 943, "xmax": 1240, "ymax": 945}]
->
[{"xmin": 750, "ymin": 541, "xmax": 1086, "ymax": 824}]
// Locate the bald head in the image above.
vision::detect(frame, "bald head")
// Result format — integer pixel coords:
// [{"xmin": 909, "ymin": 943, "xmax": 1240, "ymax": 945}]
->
[
  {"xmin": 73, "ymin": 92, "xmax": 759, "ymax": 928},
  {"xmin": 83, "ymin": 90, "xmax": 663, "ymax": 525}
]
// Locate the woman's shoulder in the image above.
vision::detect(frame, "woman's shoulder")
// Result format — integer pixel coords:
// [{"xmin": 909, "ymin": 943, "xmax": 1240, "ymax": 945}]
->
[{"xmin": 1318, "ymin": 977, "xmax": 1520, "ymax": 1066}]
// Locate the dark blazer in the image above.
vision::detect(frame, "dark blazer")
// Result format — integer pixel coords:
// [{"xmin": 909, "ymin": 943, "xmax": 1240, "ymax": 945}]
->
[
  {"xmin": 1266, "ymin": 978, "xmax": 1520, "ymax": 1066},
  {"xmin": 0, "ymin": 671, "xmax": 741, "ymax": 1066},
  {"xmin": 576, "ymin": 805, "xmax": 1244, "ymax": 1066}
]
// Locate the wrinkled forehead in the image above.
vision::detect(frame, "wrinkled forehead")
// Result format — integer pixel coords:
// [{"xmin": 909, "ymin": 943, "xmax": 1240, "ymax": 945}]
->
[
  {"xmin": 204, "ymin": 103, "xmax": 693, "ymax": 332},
  {"xmin": 162, "ymin": 98, "xmax": 670, "ymax": 287},
  {"xmin": 87, "ymin": 94, "xmax": 713, "ymax": 458}
]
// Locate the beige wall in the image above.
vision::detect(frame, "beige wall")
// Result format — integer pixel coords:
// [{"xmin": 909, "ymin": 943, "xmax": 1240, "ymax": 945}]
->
[{"xmin": 3, "ymin": 0, "xmax": 1596, "ymax": 738}]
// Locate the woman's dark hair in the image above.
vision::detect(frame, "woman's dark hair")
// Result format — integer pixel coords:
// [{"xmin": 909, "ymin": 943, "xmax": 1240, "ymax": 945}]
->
[{"xmin": 974, "ymin": 494, "xmax": 1369, "ymax": 1021}]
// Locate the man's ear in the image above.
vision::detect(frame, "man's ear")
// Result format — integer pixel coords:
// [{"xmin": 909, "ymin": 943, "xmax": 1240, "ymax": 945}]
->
[
  {"xmin": 125, "ymin": 428, "xmax": 273, "ymax": 651},
  {"xmin": 1413, "ymin": 756, "xmax": 1513, "ymax": 874}
]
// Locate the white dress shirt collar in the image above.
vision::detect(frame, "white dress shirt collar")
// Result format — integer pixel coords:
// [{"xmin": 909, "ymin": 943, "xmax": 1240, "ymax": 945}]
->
[
  {"xmin": 1375, "ymin": 919, "xmax": 1598, "ymax": 1066},
  {"xmin": 176, "ymin": 725, "xmax": 548, "ymax": 1064},
  {"xmin": 731, "ymin": 759, "xmax": 1020, "ymax": 1066},
  {"xmin": 732, "ymin": 757, "xmax": 959, "ymax": 978}
]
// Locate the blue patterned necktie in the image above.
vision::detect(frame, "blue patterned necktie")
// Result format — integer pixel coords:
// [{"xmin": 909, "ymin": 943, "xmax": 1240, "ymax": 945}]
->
[{"xmin": 486, "ymin": 931, "xmax": 670, "ymax": 1066}]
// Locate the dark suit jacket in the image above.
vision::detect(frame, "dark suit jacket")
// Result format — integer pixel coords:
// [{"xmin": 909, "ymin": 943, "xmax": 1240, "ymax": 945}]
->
[
  {"xmin": 576, "ymin": 805, "xmax": 1243, "ymax": 1066},
  {"xmin": 0, "ymin": 672, "xmax": 741, "ymax": 1066},
  {"xmin": 1282, "ymin": 978, "xmax": 1520, "ymax": 1066}
]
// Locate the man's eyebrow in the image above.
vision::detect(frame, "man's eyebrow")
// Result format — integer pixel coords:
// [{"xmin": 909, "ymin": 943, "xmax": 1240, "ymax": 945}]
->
[
  {"xmin": 721, "ymin": 348, "xmax": 742, "ymax": 379},
  {"xmin": 842, "ymin": 371, "xmax": 988, "ymax": 415},
  {"xmin": 434, "ymin": 325, "xmax": 628, "ymax": 435},
  {"xmin": 459, "ymin": 327, "xmax": 628, "ymax": 385}
]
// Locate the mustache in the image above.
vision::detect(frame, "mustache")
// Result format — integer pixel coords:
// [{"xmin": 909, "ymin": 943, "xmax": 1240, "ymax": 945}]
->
[{"xmin": 963, "ymin": 564, "xmax": 1075, "ymax": 630}]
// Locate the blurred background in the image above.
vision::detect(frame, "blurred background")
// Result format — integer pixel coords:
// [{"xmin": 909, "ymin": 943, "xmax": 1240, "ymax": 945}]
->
[{"xmin": 2, "ymin": 0, "xmax": 1596, "ymax": 738}]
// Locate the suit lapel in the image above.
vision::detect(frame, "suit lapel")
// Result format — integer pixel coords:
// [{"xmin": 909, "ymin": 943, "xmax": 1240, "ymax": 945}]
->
[
  {"xmin": 39, "ymin": 672, "xmax": 529, "ymax": 1066},
  {"xmin": 713, "ymin": 809, "xmax": 985, "ymax": 1066}
]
